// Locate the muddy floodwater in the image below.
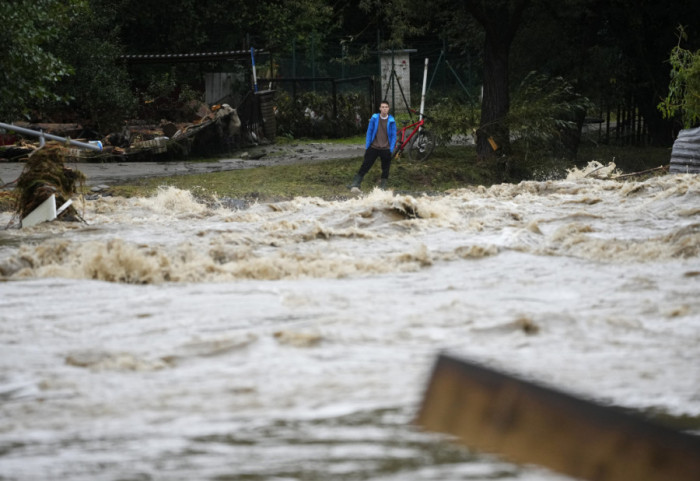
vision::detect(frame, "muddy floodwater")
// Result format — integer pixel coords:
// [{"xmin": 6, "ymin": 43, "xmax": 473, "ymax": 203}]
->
[{"xmin": 1, "ymin": 167, "xmax": 699, "ymax": 480}]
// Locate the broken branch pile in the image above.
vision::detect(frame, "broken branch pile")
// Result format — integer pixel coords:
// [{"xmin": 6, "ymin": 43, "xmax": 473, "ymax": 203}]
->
[
  {"xmin": 14, "ymin": 144, "xmax": 85, "ymax": 221},
  {"xmin": 0, "ymin": 102, "xmax": 244, "ymax": 163}
]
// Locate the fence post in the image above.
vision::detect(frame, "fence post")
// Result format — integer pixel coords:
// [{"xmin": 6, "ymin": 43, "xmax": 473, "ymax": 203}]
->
[{"xmin": 332, "ymin": 79, "xmax": 337, "ymax": 120}]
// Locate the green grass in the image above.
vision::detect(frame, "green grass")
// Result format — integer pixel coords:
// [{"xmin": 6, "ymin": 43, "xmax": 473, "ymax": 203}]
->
[
  {"xmin": 109, "ymin": 144, "xmax": 496, "ymax": 202},
  {"xmin": 107, "ymin": 141, "xmax": 672, "ymax": 203},
  {"xmin": 0, "ymin": 139, "xmax": 672, "ymax": 211}
]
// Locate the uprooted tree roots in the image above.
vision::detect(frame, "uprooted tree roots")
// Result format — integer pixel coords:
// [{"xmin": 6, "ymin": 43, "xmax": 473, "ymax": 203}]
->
[{"xmin": 14, "ymin": 143, "xmax": 86, "ymax": 222}]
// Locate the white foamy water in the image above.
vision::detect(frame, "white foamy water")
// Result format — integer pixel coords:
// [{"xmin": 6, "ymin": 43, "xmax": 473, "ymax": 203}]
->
[{"xmin": 1, "ymin": 171, "xmax": 699, "ymax": 480}]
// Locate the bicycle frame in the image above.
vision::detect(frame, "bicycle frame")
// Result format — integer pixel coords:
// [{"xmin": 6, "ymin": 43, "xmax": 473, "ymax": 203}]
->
[{"xmin": 394, "ymin": 117, "xmax": 425, "ymax": 156}]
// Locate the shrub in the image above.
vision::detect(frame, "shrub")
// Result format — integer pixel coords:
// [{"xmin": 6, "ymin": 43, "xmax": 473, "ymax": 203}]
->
[
  {"xmin": 658, "ymin": 26, "xmax": 700, "ymax": 129},
  {"xmin": 274, "ymin": 90, "xmax": 368, "ymax": 139},
  {"xmin": 422, "ymin": 95, "xmax": 479, "ymax": 146},
  {"xmin": 507, "ymin": 71, "xmax": 592, "ymax": 160}
]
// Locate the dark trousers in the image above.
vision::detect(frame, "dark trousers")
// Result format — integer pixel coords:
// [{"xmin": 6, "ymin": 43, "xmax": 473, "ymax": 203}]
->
[{"xmin": 358, "ymin": 147, "xmax": 392, "ymax": 179}]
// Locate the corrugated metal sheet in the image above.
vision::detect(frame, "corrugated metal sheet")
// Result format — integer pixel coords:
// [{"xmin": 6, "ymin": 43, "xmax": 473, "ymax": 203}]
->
[
  {"xmin": 670, "ymin": 126, "xmax": 700, "ymax": 174},
  {"xmin": 205, "ymin": 72, "xmax": 235, "ymax": 105}
]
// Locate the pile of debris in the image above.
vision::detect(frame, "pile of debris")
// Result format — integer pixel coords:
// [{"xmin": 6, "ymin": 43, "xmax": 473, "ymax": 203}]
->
[
  {"xmin": 0, "ymin": 102, "xmax": 244, "ymax": 163},
  {"xmin": 12, "ymin": 143, "xmax": 86, "ymax": 227}
]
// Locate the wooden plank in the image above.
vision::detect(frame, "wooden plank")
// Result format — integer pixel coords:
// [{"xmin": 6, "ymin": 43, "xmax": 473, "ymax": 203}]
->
[{"xmin": 415, "ymin": 354, "xmax": 700, "ymax": 481}]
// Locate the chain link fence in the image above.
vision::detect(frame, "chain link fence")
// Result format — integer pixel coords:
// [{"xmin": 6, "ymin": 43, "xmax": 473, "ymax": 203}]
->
[{"xmin": 236, "ymin": 41, "xmax": 481, "ymax": 141}]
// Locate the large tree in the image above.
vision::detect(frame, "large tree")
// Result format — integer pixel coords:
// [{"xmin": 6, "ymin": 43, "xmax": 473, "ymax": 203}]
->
[
  {"xmin": 459, "ymin": 0, "xmax": 532, "ymax": 158},
  {"xmin": 355, "ymin": 0, "xmax": 533, "ymax": 158}
]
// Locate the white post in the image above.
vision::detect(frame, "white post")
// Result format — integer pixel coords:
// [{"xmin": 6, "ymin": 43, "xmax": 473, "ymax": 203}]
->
[
  {"xmin": 419, "ymin": 58, "xmax": 429, "ymax": 120},
  {"xmin": 250, "ymin": 47, "xmax": 258, "ymax": 92}
]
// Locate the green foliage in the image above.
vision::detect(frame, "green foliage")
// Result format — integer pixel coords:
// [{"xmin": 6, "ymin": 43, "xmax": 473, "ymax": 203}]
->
[
  {"xmin": 256, "ymin": 0, "xmax": 335, "ymax": 56},
  {"xmin": 401, "ymin": 73, "xmax": 591, "ymax": 161},
  {"xmin": 117, "ymin": 0, "xmax": 226, "ymax": 55},
  {"xmin": 0, "ymin": 0, "xmax": 85, "ymax": 120},
  {"xmin": 275, "ymin": 91, "xmax": 333, "ymax": 138},
  {"xmin": 114, "ymin": 0, "xmax": 339, "ymax": 118},
  {"xmin": 506, "ymin": 71, "xmax": 592, "ymax": 157},
  {"xmin": 1, "ymin": 0, "xmax": 696, "ymax": 147},
  {"xmin": 359, "ymin": 0, "xmax": 425, "ymax": 49},
  {"xmin": 274, "ymin": 91, "xmax": 369, "ymax": 139},
  {"xmin": 47, "ymin": 0, "xmax": 136, "ymax": 132},
  {"xmin": 658, "ymin": 27, "xmax": 700, "ymax": 129},
  {"xmin": 423, "ymin": 97, "xmax": 480, "ymax": 145}
]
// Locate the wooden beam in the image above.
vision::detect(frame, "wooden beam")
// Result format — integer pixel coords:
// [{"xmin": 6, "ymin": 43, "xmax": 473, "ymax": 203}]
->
[{"xmin": 415, "ymin": 354, "xmax": 700, "ymax": 481}]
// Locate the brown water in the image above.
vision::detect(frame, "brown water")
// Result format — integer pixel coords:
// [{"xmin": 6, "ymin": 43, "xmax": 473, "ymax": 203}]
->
[{"xmin": 1, "ymin": 168, "xmax": 698, "ymax": 480}]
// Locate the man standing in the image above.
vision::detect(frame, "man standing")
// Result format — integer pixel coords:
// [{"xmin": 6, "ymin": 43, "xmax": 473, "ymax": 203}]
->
[{"xmin": 349, "ymin": 100, "xmax": 397, "ymax": 191}]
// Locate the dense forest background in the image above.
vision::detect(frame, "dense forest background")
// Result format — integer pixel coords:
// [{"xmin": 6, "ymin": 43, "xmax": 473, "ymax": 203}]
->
[{"xmin": 2, "ymin": 0, "xmax": 700, "ymax": 157}]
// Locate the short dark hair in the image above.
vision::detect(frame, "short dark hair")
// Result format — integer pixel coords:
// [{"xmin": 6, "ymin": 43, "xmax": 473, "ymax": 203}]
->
[{"xmin": 380, "ymin": 100, "xmax": 390, "ymax": 107}]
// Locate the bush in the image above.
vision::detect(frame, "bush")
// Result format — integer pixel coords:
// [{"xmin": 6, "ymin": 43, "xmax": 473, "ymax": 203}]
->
[
  {"xmin": 38, "ymin": 0, "xmax": 136, "ymax": 132},
  {"xmin": 0, "ymin": 0, "xmax": 80, "ymax": 121},
  {"xmin": 422, "ymin": 95, "xmax": 479, "ymax": 146},
  {"xmin": 274, "ymin": 90, "xmax": 369, "ymax": 139},
  {"xmin": 658, "ymin": 26, "xmax": 700, "ymax": 129},
  {"xmin": 507, "ymin": 71, "xmax": 592, "ymax": 160}
]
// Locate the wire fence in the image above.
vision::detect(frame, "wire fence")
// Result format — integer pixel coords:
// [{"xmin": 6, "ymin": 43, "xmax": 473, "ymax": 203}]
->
[
  {"xmin": 248, "ymin": 41, "xmax": 482, "ymax": 139},
  {"xmin": 242, "ymin": 42, "xmax": 653, "ymax": 146}
]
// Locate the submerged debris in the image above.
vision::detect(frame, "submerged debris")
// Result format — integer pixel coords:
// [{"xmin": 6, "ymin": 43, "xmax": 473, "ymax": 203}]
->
[
  {"xmin": 14, "ymin": 143, "xmax": 85, "ymax": 223},
  {"xmin": 0, "ymin": 101, "xmax": 247, "ymax": 163}
]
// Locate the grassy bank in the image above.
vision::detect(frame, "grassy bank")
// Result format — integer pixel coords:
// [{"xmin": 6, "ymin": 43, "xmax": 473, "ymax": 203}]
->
[
  {"xmin": 0, "ymin": 139, "xmax": 673, "ymax": 212},
  {"xmin": 110, "ymin": 145, "xmax": 493, "ymax": 202},
  {"xmin": 109, "ymin": 140, "xmax": 671, "ymax": 203}
]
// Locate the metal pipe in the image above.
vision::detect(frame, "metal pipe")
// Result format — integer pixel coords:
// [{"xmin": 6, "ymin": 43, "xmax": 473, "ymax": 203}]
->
[{"xmin": 0, "ymin": 122, "xmax": 103, "ymax": 151}]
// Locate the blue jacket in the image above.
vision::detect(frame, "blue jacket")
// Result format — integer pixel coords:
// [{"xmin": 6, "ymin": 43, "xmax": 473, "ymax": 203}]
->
[{"xmin": 365, "ymin": 113, "xmax": 397, "ymax": 153}]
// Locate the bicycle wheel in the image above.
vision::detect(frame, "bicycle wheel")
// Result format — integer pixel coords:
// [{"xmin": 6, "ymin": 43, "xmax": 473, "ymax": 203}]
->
[{"xmin": 408, "ymin": 129, "xmax": 435, "ymax": 161}]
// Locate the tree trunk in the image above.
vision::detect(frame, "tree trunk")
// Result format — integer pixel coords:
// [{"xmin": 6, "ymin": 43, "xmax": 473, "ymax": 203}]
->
[
  {"xmin": 464, "ymin": 0, "xmax": 532, "ymax": 160},
  {"xmin": 477, "ymin": 29, "xmax": 511, "ymax": 158}
]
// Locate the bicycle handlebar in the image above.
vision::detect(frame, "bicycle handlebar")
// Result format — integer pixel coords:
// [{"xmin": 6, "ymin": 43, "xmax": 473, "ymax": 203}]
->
[{"xmin": 409, "ymin": 108, "xmax": 432, "ymax": 120}]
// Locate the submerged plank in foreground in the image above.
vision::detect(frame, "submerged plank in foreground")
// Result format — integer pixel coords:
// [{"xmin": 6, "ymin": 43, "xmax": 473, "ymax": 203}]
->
[{"xmin": 415, "ymin": 354, "xmax": 700, "ymax": 481}]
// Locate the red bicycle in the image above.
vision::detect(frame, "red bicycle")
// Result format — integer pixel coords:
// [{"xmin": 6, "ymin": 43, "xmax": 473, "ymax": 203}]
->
[{"xmin": 394, "ymin": 109, "xmax": 436, "ymax": 161}]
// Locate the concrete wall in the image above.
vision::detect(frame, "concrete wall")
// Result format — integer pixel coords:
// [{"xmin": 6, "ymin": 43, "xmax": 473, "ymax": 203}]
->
[{"xmin": 379, "ymin": 50, "xmax": 415, "ymax": 114}]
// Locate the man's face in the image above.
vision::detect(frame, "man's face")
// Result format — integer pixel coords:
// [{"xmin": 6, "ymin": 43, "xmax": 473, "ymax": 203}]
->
[{"xmin": 380, "ymin": 103, "xmax": 390, "ymax": 115}]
